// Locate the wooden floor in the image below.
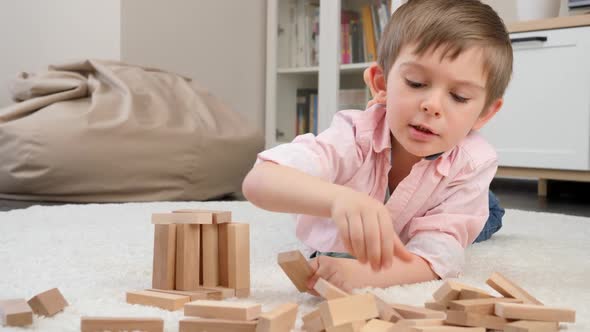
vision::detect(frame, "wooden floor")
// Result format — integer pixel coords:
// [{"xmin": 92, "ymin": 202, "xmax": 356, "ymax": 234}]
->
[{"xmin": 1, "ymin": 179, "xmax": 589, "ymax": 217}]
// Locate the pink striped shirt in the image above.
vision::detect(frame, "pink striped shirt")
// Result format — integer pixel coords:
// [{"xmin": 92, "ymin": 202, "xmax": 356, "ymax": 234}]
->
[{"xmin": 257, "ymin": 104, "xmax": 497, "ymax": 278}]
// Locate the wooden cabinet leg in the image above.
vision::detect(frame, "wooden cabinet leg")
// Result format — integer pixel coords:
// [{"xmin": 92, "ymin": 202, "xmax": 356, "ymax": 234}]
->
[{"xmin": 538, "ymin": 179, "xmax": 548, "ymax": 197}]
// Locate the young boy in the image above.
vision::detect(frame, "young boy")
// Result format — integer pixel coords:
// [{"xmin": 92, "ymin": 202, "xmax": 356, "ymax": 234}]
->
[{"xmin": 242, "ymin": 0, "xmax": 512, "ymax": 292}]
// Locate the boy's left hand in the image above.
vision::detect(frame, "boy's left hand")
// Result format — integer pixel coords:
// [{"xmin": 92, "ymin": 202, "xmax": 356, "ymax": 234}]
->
[{"xmin": 306, "ymin": 255, "xmax": 361, "ymax": 294}]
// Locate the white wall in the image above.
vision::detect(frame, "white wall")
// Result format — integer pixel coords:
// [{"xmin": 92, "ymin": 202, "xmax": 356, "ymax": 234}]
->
[
  {"xmin": 121, "ymin": 0, "xmax": 267, "ymax": 131},
  {"xmin": 0, "ymin": 0, "xmax": 121, "ymax": 107}
]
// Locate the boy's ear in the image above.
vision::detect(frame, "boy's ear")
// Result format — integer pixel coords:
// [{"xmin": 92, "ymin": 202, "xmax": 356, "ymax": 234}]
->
[
  {"xmin": 364, "ymin": 63, "xmax": 387, "ymax": 104},
  {"xmin": 473, "ymin": 98, "xmax": 503, "ymax": 130}
]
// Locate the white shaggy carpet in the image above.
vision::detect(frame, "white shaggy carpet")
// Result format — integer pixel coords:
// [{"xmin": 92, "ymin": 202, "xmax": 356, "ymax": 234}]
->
[{"xmin": 0, "ymin": 201, "xmax": 588, "ymax": 331}]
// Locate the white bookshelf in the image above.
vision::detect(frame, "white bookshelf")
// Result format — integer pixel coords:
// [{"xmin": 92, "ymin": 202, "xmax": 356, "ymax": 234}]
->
[{"xmin": 265, "ymin": 0, "xmax": 379, "ymax": 148}]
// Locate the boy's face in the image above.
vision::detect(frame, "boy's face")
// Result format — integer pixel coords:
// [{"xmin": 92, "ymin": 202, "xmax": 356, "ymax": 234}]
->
[{"xmin": 385, "ymin": 44, "xmax": 500, "ymax": 157}]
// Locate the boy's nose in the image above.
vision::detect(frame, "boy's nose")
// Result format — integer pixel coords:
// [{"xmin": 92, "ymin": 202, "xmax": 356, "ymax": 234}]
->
[{"xmin": 420, "ymin": 92, "xmax": 443, "ymax": 118}]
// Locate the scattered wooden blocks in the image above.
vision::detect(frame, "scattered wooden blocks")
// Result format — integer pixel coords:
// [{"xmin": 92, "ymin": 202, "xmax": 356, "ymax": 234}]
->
[
  {"xmin": 327, "ymin": 320, "xmax": 366, "ymax": 332},
  {"xmin": 313, "ymin": 278, "xmax": 349, "ymax": 300},
  {"xmin": 486, "ymin": 272, "xmax": 543, "ymax": 305},
  {"xmin": 80, "ymin": 316, "xmax": 164, "ymax": 332},
  {"xmin": 408, "ymin": 327, "xmax": 485, "ymax": 331},
  {"xmin": 146, "ymin": 288, "xmax": 223, "ymax": 301},
  {"xmin": 184, "ymin": 300, "xmax": 261, "ymax": 321},
  {"xmin": 179, "ymin": 317, "xmax": 257, "ymax": 332},
  {"xmin": 27, "ymin": 287, "xmax": 68, "ymax": 317},
  {"xmin": 495, "ymin": 302, "xmax": 576, "ymax": 323},
  {"xmin": 390, "ymin": 303, "xmax": 446, "ymax": 320},
  {"xmin": 202, "ymin": 223, "xmax": 220, "ymax": 287},
  {"xmin": 277, "ymin": 250, "xmax": 313, "ymax": 292},
  {"xmin": 219, "ymin": 223, "xmax": 251, "ymax": 297},
  {"xmin": 126, "ymin": 290, "xmax": 190, "ymax": 311},
  {"xmin": 319, "ymin": 293, "xmax": 379, "ymax": 328},
  {"xmin": 447, "ymin": 297, "xmax": 521, "ymax": 315},
  {"xmin": 444, "ymin": 310, "xmax": 509, "ymax": 330},
  {"xmin": 256, "ymin": 303, "xmax": 298, "ymax": 332},
  {"xmin": 375, "ymin": 296, "xmax": 403, "ymax": 323},
  {"xmin": 0, "ymin": 299, "xmax": 33, "ymax": 327}
]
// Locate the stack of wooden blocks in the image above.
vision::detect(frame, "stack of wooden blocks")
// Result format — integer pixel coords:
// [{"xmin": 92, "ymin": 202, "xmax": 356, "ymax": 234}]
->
[
  {"xmin": 129, "ymin": 208, "xmax": 249, "ymax": 304},
  {"xmin": 0, "ymin": 288, "xmax": 68, "ymax": 327},
  {"xmin": 278, "ymin": 250, "xmax": 576, "ymax": 332}
]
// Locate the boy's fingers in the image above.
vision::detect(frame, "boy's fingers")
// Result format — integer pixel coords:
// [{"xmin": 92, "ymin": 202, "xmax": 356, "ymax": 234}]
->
[
  {"xmin": 347, "ymin": 213, "xmax": 366, "ymax": 263},
  {"xmin": 362, "ymin": 212, "xmax": 381, "ymax": 271},
  {"xmin": 335, "ymin": 216, "xmax": 353, "ymax": 256},
  {"xmin": 378, "ymin": 210, "xmax": 394, "ymax": 269}
]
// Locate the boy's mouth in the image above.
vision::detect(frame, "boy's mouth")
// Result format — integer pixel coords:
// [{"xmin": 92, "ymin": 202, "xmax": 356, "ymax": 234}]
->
[{"xmin": 410, "ymin": 124, "xmax": 437, "ymax": 136}]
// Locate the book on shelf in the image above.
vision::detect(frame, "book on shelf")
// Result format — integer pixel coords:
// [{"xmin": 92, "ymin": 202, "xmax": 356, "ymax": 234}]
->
[{"xmin": 279, "ymin": 0, "xmax": 394, "ymax": 68}]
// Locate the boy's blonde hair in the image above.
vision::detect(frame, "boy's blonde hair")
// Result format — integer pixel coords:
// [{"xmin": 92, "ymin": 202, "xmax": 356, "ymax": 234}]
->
[{"xmin": 377, "ymin": 0, "xmax": 513, "ymax": 110}]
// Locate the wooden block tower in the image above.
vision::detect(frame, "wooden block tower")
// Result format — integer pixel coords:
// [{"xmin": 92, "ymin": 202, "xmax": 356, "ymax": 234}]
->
[{"xmin": 150, "ymin": 209, "xmax": 250, "ymax": 298}]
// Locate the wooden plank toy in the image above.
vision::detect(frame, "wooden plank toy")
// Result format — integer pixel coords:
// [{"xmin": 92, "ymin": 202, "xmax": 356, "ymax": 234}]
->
[
  {"xmin": 27, "ymin": 287, "xmax": 68, "ymax": 316},
  {"xmin": 126, "ymin": 290, "xmax": 190, "ymax": 311},
  {"xmin": 152, "ymin": 224, "xmax": 177, "ymax": 290},
  {"xmin": 256, "ymin": 303, "xmax": 298, "ymax": 332},
  {"xmin": 219, "ymin": 223, "xmax": 250, "ymax": 297},
  {"xmin": 80, "ymin": 317, "xmax": 163, "ymax": 332},
  {"xmin": 409, "ymin": 327, "xmax": 485, "ymax": 332},
  {"xmin": 201, "ymin": 224, "xmax": 220, "ymax": 287},
  {"xmin": 199, "ymin": 286, "xmax": 235, "ymax": 299},
  {"xmin": 327, "ymin": 320, "xmax": 366, "ymax": 332},
  {"xmin": 374, "ymin": 296, "xmax": 403, "ymax": 323},
  {"xmin": 495, "ymin": 302, "xmax": 575, "ymax": 323},
  {"xmin": 319, "ymin": 293, "xmax": 379, "ymax": 328},
  {"xmin": 146, "ymin": 288, "xmax": 222, "ymax": 301},
  {"xmin": 173, "ymin": 209, "xmax": 232, "ymax": 223},
  {"xmin": 433, "ymin": 281, "xmax": 493, "ymax": 306},
  {"xmin": 314, "ymin": 278, "xmax": 349, "ymax": 300},
  {"xmin": 302, "ymin": 309, "xmax": 325, "ymax": 332},
  {"xmin": 504, "ymin": 320, "xmax": 559, "ymax": 332},
  {"xmin": 486, "ymin": 272, "xmax": 543, "ymax": 305},
  {"xmin": 179, "ymin": 317, "xmax": 257, "ymax": 332},
  {"xmin": 361, "ymin": 319, "xmax": 395, "ymax": 331},
  {"xmin": 444, "ymin": 310, "xmax": 509, "ymax": 331},
  {"xmin": 277, "ymin": 250, "xmax": 313, "ymax": 292},
  {"xmin": 0, "ymin": 299, "xmax": 33, "ymax": 327},
  {"xmin": 152, "ymin": 210, "xmax": 231, "ymax": 224},
  {"xmin": 390, "ymin": 304, "xmax": 446, "ymax": 320},
  {"xmin": 448, "ymin": 297, "xmax": 522, "ymax": 315},
  {"xmin": 184, "ymin": 300, "xmax": 261, "ymax": 321},
  {"xmin": 176, "ymin": 224, "xmax": 201, "ymax": 290}
]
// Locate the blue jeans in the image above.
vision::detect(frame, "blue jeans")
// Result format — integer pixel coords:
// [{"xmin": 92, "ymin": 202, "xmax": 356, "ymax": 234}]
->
[{"xmin": 311, "ymin": 190, "xmax": 504, "ymax": 259}]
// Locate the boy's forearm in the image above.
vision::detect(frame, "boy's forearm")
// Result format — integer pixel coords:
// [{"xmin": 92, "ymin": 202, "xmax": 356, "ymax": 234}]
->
[
  {"xmin": 242, "ymin": 162, "xmax": 351, "ymax": 218},
  {"xmin": 351, "ymin": 254, "xmax": 439, "ymax": 288}
]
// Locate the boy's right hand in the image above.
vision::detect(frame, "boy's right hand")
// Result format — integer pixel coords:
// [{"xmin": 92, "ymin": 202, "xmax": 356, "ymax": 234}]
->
[{"xmin": 331, "ymin": 189, "xmax": 413, "ymax": 271}]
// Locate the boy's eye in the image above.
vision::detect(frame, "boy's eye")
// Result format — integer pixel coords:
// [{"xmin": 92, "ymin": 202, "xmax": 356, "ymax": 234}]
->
[
  {"xmin": 451, "ymin": 92, "xmax": 469, "ymax": 103},
  {"xmin": 405, "ymin": 78, "xmax": 424, "ymax": 88}
]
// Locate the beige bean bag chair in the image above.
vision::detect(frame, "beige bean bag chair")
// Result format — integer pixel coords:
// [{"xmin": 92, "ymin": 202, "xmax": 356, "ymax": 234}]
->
[{"xmin": 0, "ymin": 59, "xmax": 263, "ymax": 202}]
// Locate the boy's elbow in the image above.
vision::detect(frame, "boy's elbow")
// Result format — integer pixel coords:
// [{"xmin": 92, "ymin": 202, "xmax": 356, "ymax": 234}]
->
[{"xmin": 242, "ymin": 166, "xmax": 262, "ymax": 204}]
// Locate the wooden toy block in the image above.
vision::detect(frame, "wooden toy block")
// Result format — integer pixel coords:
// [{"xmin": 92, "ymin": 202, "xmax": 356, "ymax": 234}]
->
[
  {"xmin": 153, "ymin": 210, "xmax": 230, "ymax": 224},
  {"xmin": 314, "ymin": 278, "xmax": 349, "ymax": 300},
  {"xmin": 424, "ymin": 301, "xmax": 447, "ymax": 311},
  {"xmin": 375, "ymin": 296, "xmax": 403, "ymax": 323},
  {"xmin": 146, "ymin": 288, "xmax": 222, "ymax": 301},
  {"xmin": 361, "ymin": 319, "xmax": 395, "ymax": 331},
  {"xmin": 179, "ymin": 317, "xmax": 257, "ymax": 332},
  {"xmin": 486, "ymin": 272, "xmax": 543, "ymax": 305},
  {"xmin": 494, "ymin": 302, "xmax": 575, "ymax": 323},
  {"xmin": 504, "ymin": 320, "xmax": 559, "ymax": 332},
  {"xmin": 201, "ymin": 224, "xmax": 219, "ymax": 287},
  {"xmin": 27, "ymin": 287, "xmax": 68, "ymax": 316},
  {"xmin": 457, "ymin": 289, "xmax": 495, "ymax": 300},
  {"xmin": 173, "ymin": 209, "xmax": 232, "ymax": 224},
  {"xmin": 319, "ymin": 293, "xmax": 380, "ymax": 328},
  {"xmin": 302, "ymin": 309, "xmax": 325, "ymax": 332},
  {"xmin": 256, "ymin": 303, "xmax": 298, "ymax": 332},
  {"xmin": 393, "ymin": 318, "xmax": 445, "ymax": 327},
  {"xmin": 327, "ymin": 320, "xmax": 366, "ymax": 332},
  {"xmin": 126, "ymin": 290, "xmax": 190, "ymax": 311},
  {"xmin": 0, "ymin": 299, "xmax": 33, "ymax": 327},
  {"xmin": 184, "ymin": 300, "xmax": 261, "ymax": 321},
  {"xmin": 409, "ymin": 327, "xmax": 485, "ymax": 332},
  {"xmin": 152, "ymin": 224, "xmax": 176, "ymax": 290},
  {"xmin": 448, "ymin": 297, "xmax": 522, "ymax": 315},
  {"xmin": 390, "ymin": 304, "xmax": 446, "ymax": 320},
  {"xmin": 444, "ymin": 310, "xmax": 509, "ymax": 330},
  {"xmin": 199, "ymin": 286, "xmax": 235, "ymax": 299},
  {"xmin": 80, "ymin": 317, "xmax": 164, "ymax": 332},
  {"xmin": 219, "ymin": 223, "xmax": 250, "ymax": 295},
  {"xmin": 277, "ymin": 250, "xmax": 313, "ymax": 292},
  {"xmin": 176, "ymin": 224, "xmax": 201, "ymax": 290},
  {"xmin": 433, "ymin": 281, "xmax": 492, "ymax": 306}
]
